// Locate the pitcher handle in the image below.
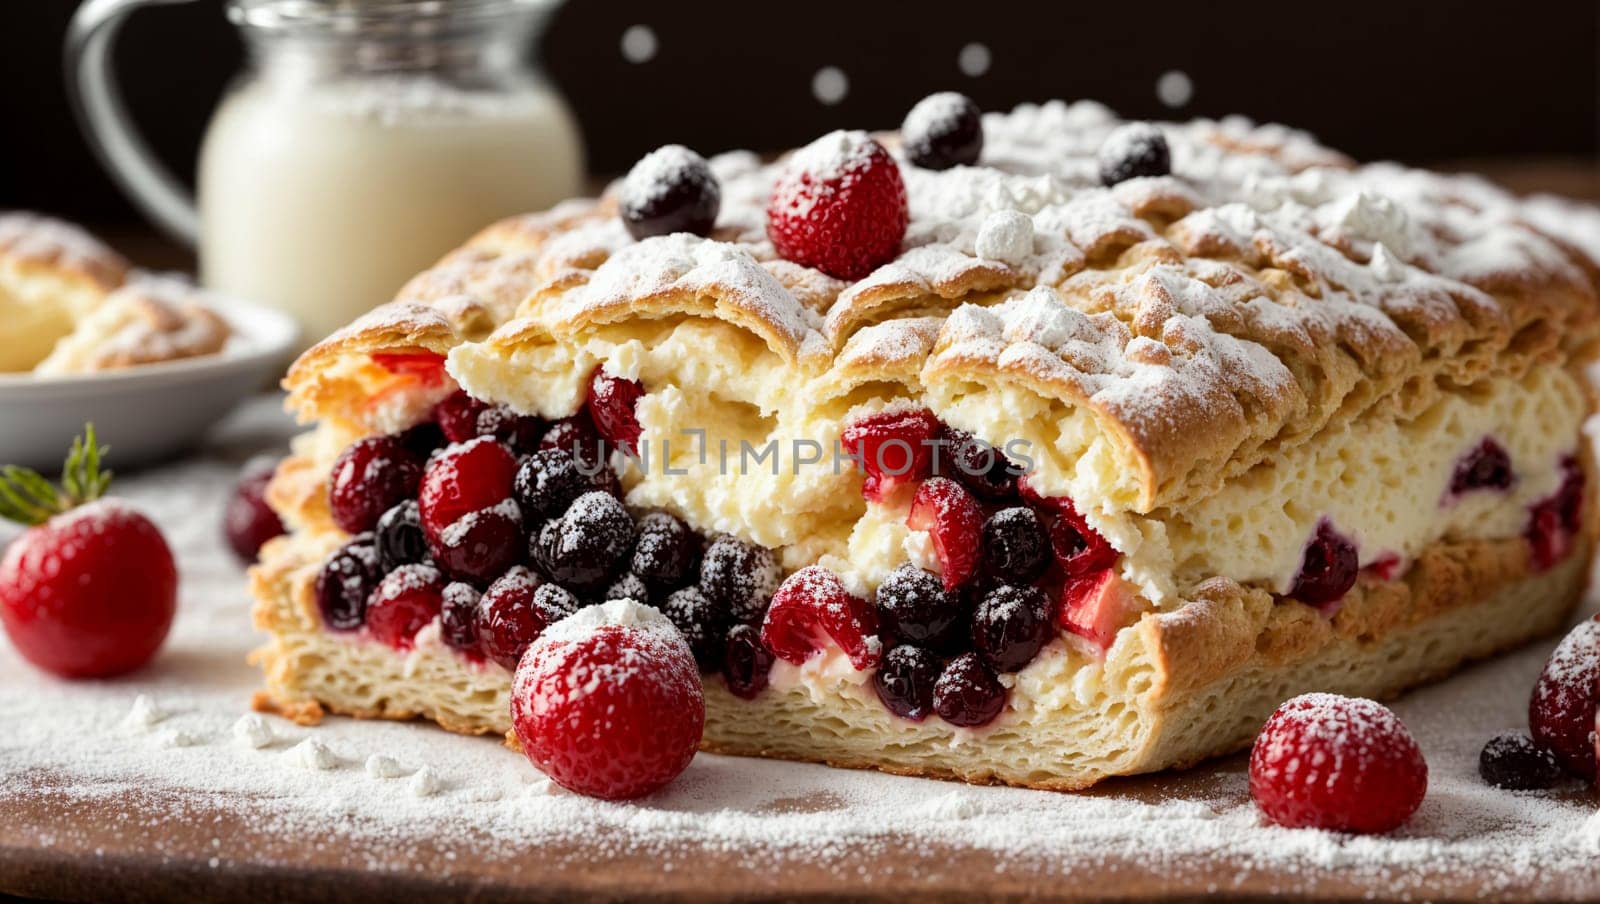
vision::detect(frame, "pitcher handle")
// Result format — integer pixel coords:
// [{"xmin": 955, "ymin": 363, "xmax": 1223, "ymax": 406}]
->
[{"xmin": 65, "ymin": 0, "xmax": 203, "ymax": 246}]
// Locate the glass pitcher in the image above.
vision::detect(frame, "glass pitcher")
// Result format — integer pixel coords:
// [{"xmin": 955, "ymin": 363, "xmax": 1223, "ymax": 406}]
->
[{"xmin": 67, "ymin": 0, "xmax": 585, "ymax": 350}]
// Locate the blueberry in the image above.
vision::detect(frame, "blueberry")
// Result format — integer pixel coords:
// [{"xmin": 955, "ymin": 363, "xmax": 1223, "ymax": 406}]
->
[
  {"xmin": 476, "ymin": 405, "xmax": 543, "ymax": 453},
  {"xmin": 698, "ymin": 534, "xmax": 782, "ymax": 625},
  {"xmin": 970, "ymin": 584, "xmax": 1050, "ymax": 673},
  {"xmin": 872, "ymin": 644, "xmax": 942, "ymax": 721},
  {"xmin": 933, "ymin": 652, "xmax": 1007, "ymax": 727},
  {"xmin": 314, "ymin": 536, "xmax": 380, "ymax": 631},
  {"xmin": 1479, "ymin": 731, "xmax": 1563, "ymax": 790},
  {"xmin": 936, "ymin": 426, "xmax": 1017, "ymax": 501},
  {"xmin": 514, "ymin": 449, "xmax": 598, "ymax": 520},
  {"xmin": 875, "ymin": 564, "xmax": 962, "ymax": 646},
  {"xmin": 397, "ymin": 421, "xmax": 446, "ymax": 459},
  {"xmin": 533, "ymin": 582, "xmax": 581, "ymax": 622},
  {"xmin": 980, "ymin": 507, "xmax": 1049, "ymax": 585},
  {"xmin": 440, "ymin": 582, "xmax": 482, "ymax": 652},
  {"xmin": 376, "ymin": 500, "xmax": 428, "ymax": 573},
  {"xmin": 902, "ymin": 92, "xmax": 983, "ymax": 171},
  {"xmin": 631, "ymin": 512, "xmax": 699, "ymax": 590},
  {"xmin": 620, "ymin": 145, "xmax": 721, "ymax": 240},
  {"xmin": 1451, "ymin": 438, "xmax": 1514, "ymax": 495},
  {"xmin": 722, "ymin": 624, "xmax": 774, "ymax": 700},
  {"xmin": 1097, "ymin": 122, "xmax": 1171, "ymax": 186},
  {"xmin": 530, "ymin": 491, "xmax": 634, "ymax": 591},
  {"xmin": 604, "ymin": 571, "xmax": 652, "ymax": 604},
  {"xmin": 660, "ymin": 585, "xmax": 729, "ymax": 671}
]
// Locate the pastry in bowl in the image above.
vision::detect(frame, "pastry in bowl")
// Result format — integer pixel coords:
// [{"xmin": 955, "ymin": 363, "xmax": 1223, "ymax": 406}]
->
[
  {"xmin": 250, "ymin": 98, "xmax": 1599, "ymax": 789},
  {"xmin": 0, "ymin": 212, "xmax": 230, "ymax": 375}
]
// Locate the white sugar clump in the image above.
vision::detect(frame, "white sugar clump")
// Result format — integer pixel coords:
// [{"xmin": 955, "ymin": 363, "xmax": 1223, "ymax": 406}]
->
[
  {"xmin": 538, "ymin": 598, "xmax": 680, "ymax": 647},
  {"xmin": 154, "ymin": 728, "xmax": 206, "ymax": 749},
  {"xmin": 232, "ymin": 714, "xmax": 275, "ymax": 749},
  {"xmin": 365, "ymin": 754, "xmax": 411, "ymax": 779},
  {"xmin": 408, "ymin": 765, "xmax": 442, "ymax": 798},
  {"xmin": 286, "ymin": 738, "xmax": 338, "ymax": 771},
  {"xmin": 122, "ymin": 694, "xmax": 169, "ymax": 731},
  {"xmin": 1369, "ymin": 243, "xmax": 1407, "ymax": 282},
  {"xmin": 975, "ymin": 210, "xmax": 1034, "ymax": 265}
]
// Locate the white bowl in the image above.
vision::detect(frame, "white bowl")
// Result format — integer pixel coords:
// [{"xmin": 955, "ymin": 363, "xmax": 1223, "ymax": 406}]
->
[{"xmin": 0, "ymin": 298, "xmax": 298, "ymax": 472}]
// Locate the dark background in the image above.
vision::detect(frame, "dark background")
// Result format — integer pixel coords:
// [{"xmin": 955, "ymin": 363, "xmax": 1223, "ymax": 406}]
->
[{"xmin": 1, "ymin": 0, "xmax": 1597, "ymax": 234}]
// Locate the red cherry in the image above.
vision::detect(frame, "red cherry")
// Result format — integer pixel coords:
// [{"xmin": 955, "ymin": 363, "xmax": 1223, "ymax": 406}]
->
[
  {"xmin": 417, "ymin": 437, "xmax": 517, "ymax": 543},
  {"xmin": 433, "ymin": 391, "xmax": 490, "ymax": 444},
  {"xmin": 1018, "ymin": 477, "xmax": 1117, "ymax": 578},
  {"xmin": 840, "ymin": 408, "xmax": 940, "ymax": 502},
  {"xmin": 327, "ymin": 436, "xmax": 423, "ymax": 535},
  {"xmin": 428, "ymin": 500, "xmax": 525, "ymax": 587},
  {"xmin": 0, "ymin": 500, "xmax": 177, "ymax": 678},
  {"xmin": 511, "ymin": 607, "xmax": 704, "ymax": 800},
  {"xmin": 365, "ymin": 564, "xmax": 447, "ymax": 650},
  {"xmin": 906, "ymin": 477, "xmax": 984, "ymax": 591},
  {"xmin": 761, "ymin": 565, "xmax": 881, "ymax": 670},
  {"xmin": 1249, "ymin": 693, "xmax": 1427, "ymax": 834},
  {"xmin": 223, "ymin": 458, "xmax": 285, "ymax": 562},
  {"xmin": 765, "ymin": 131, "xmax": 908, "ymax": 280},
  {"xmin": 586, "ymin": 369, "xmax": 644, "ymax": 455}
]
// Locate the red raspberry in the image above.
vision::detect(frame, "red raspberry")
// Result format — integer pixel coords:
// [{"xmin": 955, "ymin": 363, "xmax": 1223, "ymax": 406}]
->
[
  {"xmin": 327, "ymin": 436, "xmax": 423, "ymax": 535},
  {"xmin": 0, "ymin": 430, "xmax": 177, "ymax": 678},
  {"xmin": 1018, "ymin": 477, "xmax": 1117, "ymax": 578},
  {"xmin": 417, "ymin": 437, "xmax": 518, "ymax": 543},
  {"xmin": 366, "ymin": 564, "xmax": 446, "ymax": 650},
  {"xmin": 1057, "ymin": 569, "xmax": 1135, "ymax": 651},
  {"xmin": 511, "ymin": 603, "xmax": 704, "ymax": 800},
  {"xmin": 766, "ymin": 131, "xmax": 908, "ymax": 280},
  {"xmin": 433, "ymin": 391, "xmax": 490, "ymax": 444},
  {"xmin": 1249, "ymin": 693, "xmax": 1427, "ymax": 834},
  {"xmin": 370, "ymin": 350, "xmax": 448, "ymax": 382},
  {"xmin": 223, "ymin": 457, "xmax": 285, "ymax": 562},
  {"xmin": 1529, "ymin": 617, "xmax": 1600, "ymax": 778},
  {"xmin": 906, "ymin": 477, "xmax": 983, "ymax": 591},
  {"xmin": 761, "ymin": 565, "xmax": 881, "ymax": 670},
  {"xmin": 585, "ymin": 369, "xmax": 644, "ymax": 456},
  {"xmin": 841, "ymin": 408, "xmax": 940, "ymax": 502}
]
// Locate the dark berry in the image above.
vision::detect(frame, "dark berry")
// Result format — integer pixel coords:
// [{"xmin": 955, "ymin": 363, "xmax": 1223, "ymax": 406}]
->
[
  {"xmin": 586, "ymin": 370, "xmax": 644, "ymax": 455},
  {"xmin": 722, "ymin": 623, "xmax": 773, "ymax": 700},
  {"xmin": 604, "ymin": 572, "xmax": 651, "ymax": 604},
  {"xmin": 530, "ymin": 491, "xmax": 634, "ymax": 591},
  {"xmin": 514, "ymin": 449, "xmax": 598, "ymax": 520},
  {"xmin": 971, "ymin": 584, "xmax": 1050, "ymax": 673},
  {"xmin": 366, "ymin": 564, "xmax": 446, "ymax": 649},
  {"xmin": 327, "ymin": 436, "xmax": 422, "ymax": 535},
  {"xmin": 397, "ymin": 421, "xmax": 445, "ymax": 459},
  {"xmin": 631, "ymin": 512, "xmax": 699, "ymax": 590},
  {"xmin": 936, "ymin": 426, "xmax": 1017, "ymax": 501},
  {"xmin": 1098, "ymin": 122, "xmax": 1170, "ymax": 186},
  {"xmin": 873, "ymin": 644, "xmax": 941, "ymax": 721},
  {"xmin": 933, "ymin": 652, "xmax": 1007, "ymax": 727},
  {"xmin": 314, "ymin": 536, "xmax": 380, "ymax": 631},
  {"xmin": 698, "ymin": 534, "xmax": 782, "ymax": 625},
  {"xmin": 875, "ymin": 564, "xmax": 962, "ymax": 646},
  {"xmin": 533, "ymin": 582, "xmax": 582, "ymax": 622},
  {"xmin": 223, "ymin": 458, "xmax": 285, "ymax": 562},
  {"xmin": 476, "ymin": 405, "xmax": 544, "ymax": 452},
  {"xmin": 539, "ymin": 414, "xmax": 606, "ymax": 470},
  {"xmin": 980, "ymin": 507, "xmax": 1049, "ymax": 585},
  {"xmin": 433, "ymin": 391, "xmax": 489, "ymax": 443},
  {"xmin": 429, "ymin": 500, "xmax": 525, "ymax": 586},
  {"xmin": 660, "ymin": 585, "xmax": 729, "ymax": 670},
  {"xmin": 476, "ymin": 567, "xmax": 552, "ymax": 669},
  {"xmin": 1450, "ymin": 438, "xmax": 1513, "ymax": 496},
  {"xmin": 1528, "ymin": 456, "xmax": 1585, "ymax": 570},
  {"xmin": 902, "ymin": 92, "xmax": 983, "ymax": 171},
  {"xmin": 1287, "ymin": 520, "xmax": 1359, "ymax": 607},
  {"xmin": 619, "ymin": 144, "xmax": 721, "ymax": 240},
  {"xmin": 440, "ymin": 582, "xmax": 482, "ymax": 654},
  {"xmin": 375, "ymin": 500, "xmax": 428, "ymax": 573},
  {"xmin": 1479, "ymin": 730, "xmax": 1563, "ymax": 790}
]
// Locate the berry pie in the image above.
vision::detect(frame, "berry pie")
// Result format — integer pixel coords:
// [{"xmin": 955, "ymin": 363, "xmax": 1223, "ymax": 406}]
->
[{"xmin": 250, "ymin": 98, "xmax": 1600, "ymax": 789}]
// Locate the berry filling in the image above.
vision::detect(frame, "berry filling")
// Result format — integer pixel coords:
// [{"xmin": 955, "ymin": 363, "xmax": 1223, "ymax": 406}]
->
[
  {"xmin": 433, "ymin": 391, "xmax": 491, "ymax": 444},
  {"xmin": 971, "ymin": 584, "xmax": 1051, "ymax": 673},
  {"xmin": 1057, "ymin": 569, "xmax": 1136, "ymax": 651},
  {"xmin": 935, "ymin": 426, "xmax": 1018, "ymax": 501},
  {"xmin": 1286, "ymin": 520, "xmax": 1359, "ymax": 608},
  {"xmin": 327, "ymin": 437, "xmax": 423, "ymax": 535},
  {"xmin": 762, "ymin": 565, "xmax": 882, "ymax": 671},
  {"xmin": 906, "ymin": 477, "xmax": 984, "ymax": 591},
  {"xmin": 1449, "ymin": 437, "xmax": 1514, "ymax": 497},
  {"xmin": 722, "ymin": 623, "xmax": 775, "ymax": 700},
  {"xmin": 315, "ymin": 536, "xmax": 380, "ymax": 631},
  {"xmin": 476, "ymin": 567, "xmax": 557, "ymax": 669},
  {"xmin": 1527, "ymin": 456, "xmax": 1585, "ymax": 571},
  {"xmin": 932, "ymin": 652, "xmax": 1007, "ymax": 728},
  {"xmin": 841, "ymin": 408, "xmax": 941, "ymax": 502},
  {"xmin": 873, "ymin": 644, "xmax": 941, "ymax": 721},
  {"xmin": 371, "ymin": 350, "xmax": 447, "ymax": 381},
  {"xmin": 417, "ymin": 437, "xmax": 518, "ymax": 543},
  {"xmin": 874, "ymin": 563, "xmax": 962, "ymax": 649},
  {"xmin": 365, "ymin": 564, "xmax": 446, "ymax": 650},
  {"xmin": 431, "ymin": 499, "xmax": 525, "ymax": 586}
]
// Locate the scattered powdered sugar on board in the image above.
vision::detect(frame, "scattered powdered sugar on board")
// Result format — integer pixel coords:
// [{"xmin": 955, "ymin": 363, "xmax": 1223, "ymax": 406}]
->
[{"xmin": 3, "ymin": 399, "xmax": 1600, "ymax": 898}]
